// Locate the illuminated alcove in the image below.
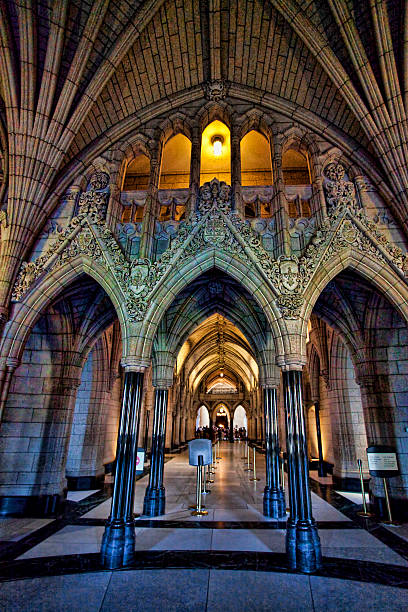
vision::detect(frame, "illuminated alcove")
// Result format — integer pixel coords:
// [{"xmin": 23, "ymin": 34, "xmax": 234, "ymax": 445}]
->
[
  {"xmin": 123, "ymin": 153, "xmax": 150, "ymax": 191},
  {"xmin": 159, "ymin": 134, "xmax": 191, "ymax": 190},
  {"xmin": 240, "ymin": 131, "xmax": 272, "ymax": 186},
  {"xmin": 200, "ymin": 120, "xmax": 231, "ymax": 185},
  {"xmin": 282, "ymin": 149, "xmax": 311, "ymax": 186}
]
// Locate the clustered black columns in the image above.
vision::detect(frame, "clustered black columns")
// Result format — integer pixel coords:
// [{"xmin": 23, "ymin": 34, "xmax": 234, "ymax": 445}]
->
[
  {"xmin": 143, "ymin": 387, "xmax": 169, "ymax": 516},
  {"xmin": 263, "ymin": 387, "xmax": 286, "ymax": 518},
  {"xmin": 283, "ymin": 369, "xmax": 322, "ymax": 573},
  {"xmin": 101, "ymin": 368, "xmax": 145, "ymax": 569}
]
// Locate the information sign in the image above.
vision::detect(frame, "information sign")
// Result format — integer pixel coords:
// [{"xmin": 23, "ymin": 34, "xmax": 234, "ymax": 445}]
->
[
  {"xmin": 136, "ymin": 448, "xmax": 145, "ymax": 474},
  {"xmin": 366, "ymin": 445, "xmax": 399, "ymax": 477}
]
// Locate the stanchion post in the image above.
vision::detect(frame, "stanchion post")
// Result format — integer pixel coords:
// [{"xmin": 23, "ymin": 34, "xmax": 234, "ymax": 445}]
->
[
  {"xmin": 207, "ymin": 463, "xmax": 214, "ymax": 484},
  {"xmin": 245, "ymin": 444, "xmax": 253, "ymax": 471},
  {"xmin": 250, "ymin": 446, "xmax": 260, "ymax": 481},
  {"xmin": 242, "ymin": 439, "xmax": 247, "ymax": 460},
  {"xmin": 356, "ymin": 459, "xmax": 374, "ymax": 518},
  {"xmin": 217, "ymin": 439, "xmax": 222, "ymax": 460},
  {"xmin": 191, "ymin": 455, "xmax": 208, "ymax": 516},
  {"xmin": 202, "ymin": 465, "xmax": 211, "ymax": 495},
  {"xmin": 381, "ymin": 478, "xmax": 399, "ymax": 526}
]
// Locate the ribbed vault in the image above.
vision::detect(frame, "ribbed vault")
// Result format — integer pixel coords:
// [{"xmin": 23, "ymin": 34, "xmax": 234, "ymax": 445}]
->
[{"xmin": 152, "ymin": 269, "xmax": 269, "ymax": 390}]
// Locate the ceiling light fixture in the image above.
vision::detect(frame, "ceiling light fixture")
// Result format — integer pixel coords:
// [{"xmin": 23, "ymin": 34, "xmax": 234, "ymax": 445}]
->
[{"xmin": 211, "ymin": 135, "xmax": 224, "ymax": 156}]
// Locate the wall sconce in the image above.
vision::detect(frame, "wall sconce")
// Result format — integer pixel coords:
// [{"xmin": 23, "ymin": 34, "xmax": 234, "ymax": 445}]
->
[{"xmin": 211, "ymin": 135, "xmax": 224, "ymax": 156}]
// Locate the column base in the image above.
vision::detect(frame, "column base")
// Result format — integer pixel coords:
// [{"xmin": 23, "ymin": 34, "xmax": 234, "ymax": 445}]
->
[
  {"xmin": 100, "ymin": 520, "xmax": 135, "ymax": 569},
  {"xmin": 142, "ymin": 486, "xmax": 165, "ymax": 517},
  {"xmin": 0, "ymin": 493, "xmax": 65, "ymax": 517},
  {"xmin": 263, "ymin": 486, "xmax": 286, "ymax": 519},
  {"xmin": 286, "ymin": 519, "xmax": 322, "ymax": 574}
]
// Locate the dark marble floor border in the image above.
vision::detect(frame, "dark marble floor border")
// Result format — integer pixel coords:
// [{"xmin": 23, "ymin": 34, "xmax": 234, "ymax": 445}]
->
[
  {"xmin": 0, "ymin": 550, "xmax": 407, "ymax": 589},
  {"xmin": 310, "ymin": 480, "xmax": 408, "ymax": 561},
  {"xmin": 71, "ymin": 518, "xmax": 361, "ymax": 530}
]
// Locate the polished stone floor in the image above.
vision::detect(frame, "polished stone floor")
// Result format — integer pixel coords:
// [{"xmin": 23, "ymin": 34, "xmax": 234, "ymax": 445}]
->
[{"xmin": 1, "ymin": 442, "xmax": 408, "ymax": 611}]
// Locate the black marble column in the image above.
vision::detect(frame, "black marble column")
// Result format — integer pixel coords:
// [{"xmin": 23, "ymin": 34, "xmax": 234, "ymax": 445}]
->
[
  {"xmin": 101, "ymin": 371, "xmax": 144, "ymax": 569},
  {"xmin": 263, "ymin": 387, "xmax": 286, "ymax": 518},
  {"xmin": 143, "ymin": 388, "xmax": 168, "ymax": 516},
  {"xmin": 283, "ymin": 370, "xmax": 322, "ymax": 573}
]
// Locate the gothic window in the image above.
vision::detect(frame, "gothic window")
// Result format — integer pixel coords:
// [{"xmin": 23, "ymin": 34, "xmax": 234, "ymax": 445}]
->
[
  {"xmin": 159, "ymin": 134, "xmax": 191, "ymax": 190},
  {"xmin": 282, "ymin": 149, "xmax": 311, "ymax": 186},
  {"xmin": 200, "ymin": 120, "xmax": 231, "ymax": 185},
  {"xmin": 240, "ymin": 130, "xmax": 272, "ymax": 187}
]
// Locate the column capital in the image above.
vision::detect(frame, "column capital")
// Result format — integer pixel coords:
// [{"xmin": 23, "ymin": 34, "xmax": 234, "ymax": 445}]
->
[
  {"xmin": 0, "ymin": 356, "xmax": 20, "ymax": 371},
  {"xmin": 276, "ymin": 356, "xmax": 306, "ymax": 371},
  {"xmin": 121, "ymin": 357, "xmax": 150, "ymax": 373},
  {"xmin": 152, "ymin": 379, "xmax": 173, "ymax": 390},
  {"xmin": 259, "ymin": 376, "xmax": 280, "ymax": 389}
]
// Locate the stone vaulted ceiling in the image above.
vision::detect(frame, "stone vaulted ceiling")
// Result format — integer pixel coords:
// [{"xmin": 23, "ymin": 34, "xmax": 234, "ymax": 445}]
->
[{"xmin": 1, "ymin": 0, "xmax": 408, "ymax": 315}]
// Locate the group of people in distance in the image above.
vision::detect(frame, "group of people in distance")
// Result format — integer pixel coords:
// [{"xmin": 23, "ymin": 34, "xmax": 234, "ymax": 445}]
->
[{"xmin": 195, "ymin": 425, "xmax": 247, "ymax": 441}]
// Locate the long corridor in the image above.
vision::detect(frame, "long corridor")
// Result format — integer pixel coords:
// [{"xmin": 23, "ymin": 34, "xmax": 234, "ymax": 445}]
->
[{"xmin": 1, "ymin": 442, "xmax": 408, "ymax": 610}]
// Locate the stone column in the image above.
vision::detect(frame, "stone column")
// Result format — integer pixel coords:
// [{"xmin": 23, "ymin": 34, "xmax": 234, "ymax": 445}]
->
[
  {"xmin": 188, "ymin": 126, "xmax": 201, "ymax": 216},
  {"xmin": 311, "ymin": 174, "xmax": 327, "ymax": 225},
  {"xmin": 0, "ymin": 357, "xmax": 19, "ymax": 421},
  {"xmin": 139, "ymin": 143, "xmax": 162, "ymax": 259},
  {"xmin": 143, "ymin": 386, "xmax": 169, "ymax": 516},
  {"xmin": 101, "ymin": 364, "xmax": 146, "ymax": 569},
  {"xmin": 283, "ymin": 368, "xmax": 322, "ymax": 573},
  {"xmin": 231, "ymin": 125, "xmax": 243, "ymax": 216},
  {"xmin": 270, "ymin": 134, "xmax": 291, "ymax": 257},
  {"xmin": 263, "ymin": 386, "xmax": 286, "ymax": 518}
]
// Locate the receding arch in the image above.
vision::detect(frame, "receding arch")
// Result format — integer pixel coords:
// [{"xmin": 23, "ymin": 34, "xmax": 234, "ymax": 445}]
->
[
  {"xmin": 136, "ymin": 251, "xmax": 286, "ymax": 363},
  {"xmin": 2, "ymin": 256, "xmax": 129, "ymax": 364},
  {"xmin": 300, "ymin": 250, "xmax": 408, "ymax": 358}
]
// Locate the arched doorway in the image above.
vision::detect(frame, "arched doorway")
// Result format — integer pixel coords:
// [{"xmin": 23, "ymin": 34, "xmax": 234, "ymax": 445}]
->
[
  {"xmin": 196, "ymin": 404, "xmax": 210, "ymax": 429},
  {"xmin": 214, "ymin": 403, "xmax": 230, "ymax": 429},
  {"xmin": 233, "ymin": 404, "xmax": 247, "ymax": 437}
]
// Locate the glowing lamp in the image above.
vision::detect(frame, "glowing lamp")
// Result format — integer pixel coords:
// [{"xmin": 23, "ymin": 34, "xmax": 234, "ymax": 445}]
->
[
  {"xmin": 220, "ymin": 372, "xmax": 224, "ymax": 377},
  {"xmin": 212, "ymin": 135, "xmax": 223, "ymax": 156}
]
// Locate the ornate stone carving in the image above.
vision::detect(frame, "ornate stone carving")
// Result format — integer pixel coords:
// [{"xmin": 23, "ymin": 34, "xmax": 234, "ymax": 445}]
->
[
  {"xmin": 78, "ymin": 190, "xmax": 109, "ymax": 220},
  {"xmin": 12, "ymin": 163, "xmax": 408, "ymax": 327},
  {"xmin": 205, "ymin": 80, "xmax": 227, "ymax": 101},
  {"xmin": 278, "ymin": 256, "xmax": 300, "ymax": 292},
  {"xmin": 323, "ymin": 163, "xmax": 356, "ymax": 211},
  {"xmin": 197, "ymin": 178, "xmax": 231, "ymax": 215},
  {"xmin": 89, "ymin": 171, "xmax": 110, "ymax": 191},
  {"xmin": 276, "ymin": 295, "xmax": 304, "ymax": 319}
]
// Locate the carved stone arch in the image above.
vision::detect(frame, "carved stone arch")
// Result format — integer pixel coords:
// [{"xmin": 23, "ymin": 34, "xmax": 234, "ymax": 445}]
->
[
  {"xmin": 2, "ymin": 255, "xmax": 129, "ymax": 365},
  {"xmin": 196, "ymin": 100, "xmax": 233, "ymax": 132},
  {"xmin": 110, "ymin": 132, "xmax": 152, "ymax": 190},
  {"xmin": 157, "ymin": 112, "xmax": 194, "ymax": 146},
  {"xmin": 212, "ymin": 402, "xmax": 231, "ymax": 424},
  {"xmin": 237, "ymin": 109, "xmax": 274, "ymax": 142},
  {"xmin": 299, "ymin": 251, "xmax": 408, "ymax": 361},
  {"xmin": 134, "ymin": 250, "xmax": 287, "ymax": 363},
  {"xmin": 280, "ymin": 126, "xmax": 321, "ymax": 182}
]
